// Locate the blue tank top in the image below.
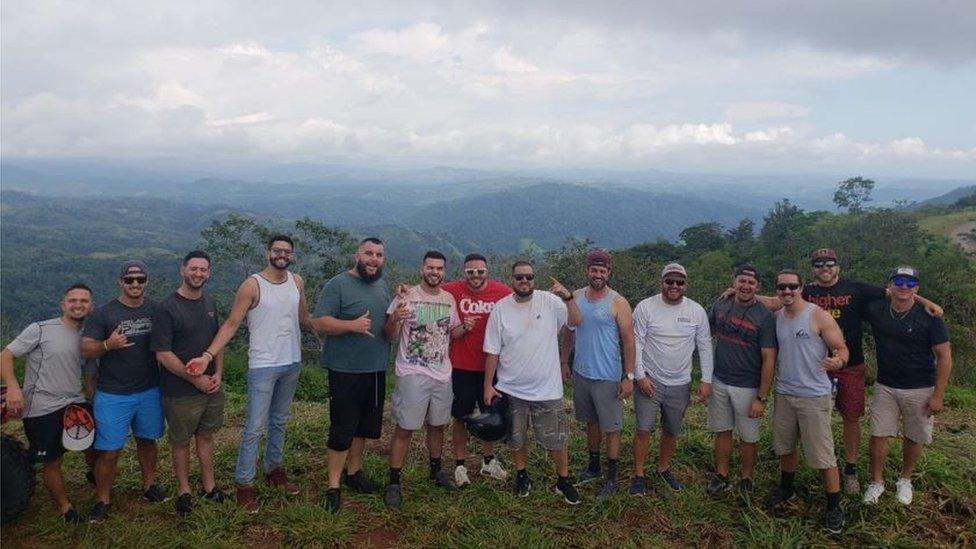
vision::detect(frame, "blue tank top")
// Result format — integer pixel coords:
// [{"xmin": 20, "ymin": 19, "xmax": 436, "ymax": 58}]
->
[
  {"xmin": 573, "ymin": 288, "xmax": 622, "ymax": 382},
  {"xmin": 775, "ymin": 303, "xmax": 832, "ymax": 397}
]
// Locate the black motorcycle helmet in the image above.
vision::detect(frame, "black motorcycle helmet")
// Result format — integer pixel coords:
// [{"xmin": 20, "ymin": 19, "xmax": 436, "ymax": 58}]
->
[{"xmin": 463, "ymin": 393, "xmax": 510, "ymax": 442}]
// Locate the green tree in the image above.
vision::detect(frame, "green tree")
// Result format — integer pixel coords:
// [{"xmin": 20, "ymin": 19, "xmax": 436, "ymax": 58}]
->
[
  {"xmin": 833, "ymin": 176, "xmax": 875, "ymax": 214},
  {"xmin": 679, "ymin": 222, "xmax": 726, "ymax": 257}
]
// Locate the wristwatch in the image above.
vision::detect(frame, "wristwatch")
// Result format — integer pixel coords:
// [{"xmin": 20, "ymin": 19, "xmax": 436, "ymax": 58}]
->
[
  {"xmin": 755, "ymin": 395, "xmax": 766, "ymax": 404},
  {"xmin": 562, "ymin": 294, "xmax": 574, "ymax": 302},
  {"xmin": 625, "ymin": 372, "xmax": 634, "ymax": 381}
]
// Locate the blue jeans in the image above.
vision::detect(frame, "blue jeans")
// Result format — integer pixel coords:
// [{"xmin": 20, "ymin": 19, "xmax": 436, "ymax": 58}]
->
[{"xmin": 235, "ymin": 362, "xmax": 301, "ymax": 486}]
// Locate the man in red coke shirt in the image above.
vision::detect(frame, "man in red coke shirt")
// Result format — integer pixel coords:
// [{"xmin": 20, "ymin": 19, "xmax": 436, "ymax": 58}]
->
[{"xmin": 442, "ymin": 253, "xmax": 512, "ymax": 487}]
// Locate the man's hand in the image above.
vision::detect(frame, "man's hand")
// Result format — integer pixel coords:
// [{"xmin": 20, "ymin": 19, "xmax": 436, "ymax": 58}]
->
[
  {"xmin": 561, "ymin": 363, "xmax": 571, "ymax": 381},
  {"xmin": 5, "ymin": 386, "xmax": 25, "ymax": 417},
  {"xmin": 191, "ymin": 375, "xmax": 216, "ymax": 393},
  {"xmin": 205, "ymin": 372, "xmax": 222, "ymax": 394},
  {"xmin": 105, "ymin": 325, "xmax": 134, "ymax": 351},
  {"xmin": 924, "ymin": 394, "xmax": 944, "ymax": 416},
  {"xmin": 923, "ymin": 302, "xmax": 944, "ymax": 318},
  {"xmin": 636, "ymin": 377, "xmax": 654, "ymax": 397},
  {"xmin": 550, "ymin": 277, "xmax": 571, "ymax": 300},
  {"xmin": 748, "ymin": 398, "xmax": 765, "ymax": 419},
  {"xmin": 618, "ymin": 378, "xmax": 634, "ymax": 400},
  {"xmin": 462, "ymin": 315, "xmax": 477, "ymax": 332},
  {"xmin": 720, "ymin": 287, "xmax": 735, "ymax": 300},
  {"xmin": 352, "ymin": 310, "xmax": 374, "ymax": 337},
  {"xmin": 822, "ymin": 355, "xmax": 844, "ymax": 372},
  {"xmin": 185, "ymin": 355, "xmax": 210, "ymax": 376},
  {"xmin": 484, "ymin": 385, "xmax": 501, "ymax": 406},
  {"xmin": 697, "ymin": 382, "xmax": 712, "ymax": 403}
]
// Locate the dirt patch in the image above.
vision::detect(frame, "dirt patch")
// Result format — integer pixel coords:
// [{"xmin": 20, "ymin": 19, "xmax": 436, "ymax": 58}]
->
[
  {"xmin": 950, "ymin": 221, "xmax": 976, "ymax": 255},
  {"xmin": 245, "ymin": 525, "xmax": 284, "ymax": 548},
  {"xmin": 350, "ymin": 523, "xmax": 400, "ymax": 548}
]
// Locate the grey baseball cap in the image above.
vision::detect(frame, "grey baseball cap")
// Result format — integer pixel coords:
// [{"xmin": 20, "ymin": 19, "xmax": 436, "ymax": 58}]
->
[
  {"xmin": 119, "ymin": 260, "xmax": 149, "ymax": 278},
  {"xmin": 661, "ymin": 262, "xmax": 687, "ymax": 279}
]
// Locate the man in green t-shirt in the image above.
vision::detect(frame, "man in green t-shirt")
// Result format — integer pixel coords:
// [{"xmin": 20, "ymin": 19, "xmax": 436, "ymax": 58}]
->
[{"xmin": 312, "ymin": 237, "xmax": 393, "ymax": 513}]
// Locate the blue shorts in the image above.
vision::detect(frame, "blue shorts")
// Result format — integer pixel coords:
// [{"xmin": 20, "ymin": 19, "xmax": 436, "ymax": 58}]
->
[{"xmin": 93, "ymin": 387, "xmax": 165, "ymax": 451}]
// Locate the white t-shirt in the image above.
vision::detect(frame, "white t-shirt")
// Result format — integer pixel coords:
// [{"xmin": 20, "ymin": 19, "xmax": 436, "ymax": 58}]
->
[
  {"xmin": 483, "ymin": 291, "xmax": 567, "ymax": 401},
  {"xmin": 633, "ymin": 294, "xmax": 713, "ymax": 386},
  {"xmin": 387, "ymin": 285, "xmax": 460, "ymax": 382}
]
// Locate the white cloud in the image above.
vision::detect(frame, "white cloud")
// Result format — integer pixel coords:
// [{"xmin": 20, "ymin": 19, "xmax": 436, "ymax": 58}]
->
[{"xmin": 726, "ymin": 102, "xmax": 810, "ymax": 123}]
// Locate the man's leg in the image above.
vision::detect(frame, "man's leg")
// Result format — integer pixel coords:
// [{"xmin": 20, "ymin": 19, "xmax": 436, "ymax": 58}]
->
[
  {"xmin": 427, "ymin": 424, "xmax": 445, "ymax": 460},
  {"xmin": 869, "ymin": 436, "xmax": 888, "ymax": 484},
  {"xmin": 236, "ymin": 367, "xmax": 274, "ymax": 487},
  {"xmin": 327, "ymin": 448, "xmax": 348, "ymax": 489},
  {"xmin": 264, "ymin": 363, "xmax": 301, "ymax": 474},
  {"xmin": 94, "ymin": 450, "xmax": 121, "ymax": 504},
  {"xmin": 900, "ymin": 438, "xmax": 924, "ymax": 479},
  {"xmin": 550, "ymin": 447, "xmax": 570, "ymax": 477},
  {"xmin": 172, "ymin": 443, "xmax": 192, "ymax": 496},
  {"xmin": 452, "ymin": 420, "xmax": 469, "ymax": 462},
  {"xmin": 740, "ymin": 442, "xmax": 758, "ymax": 480},
  {"xmin": 714, "ymin": 431, "xmax": 733, "ymax": 477},
  {"xmin": 658, "ymin": 431, "xmax": 678, "ymax": 473},
  {"xmin": 606, "ymin": 431, "xmax": 621, "ymax": 461},
  {"xmin": 842, "ymin": 418, "xmax": 861, "ymax": 466},
  {"xmin": 514, "ymin": 443, "xmax": 529, "ymax": 471},
  {"xmin": 40, "ymin": 458, "xmax": 72, "ymax": 514},
  {"xmin": 135, "ymin": 438, "xmax": 159, "ymax": 489},
  {"xmin": 633, "ymin": 430, "xmax": 651, "ymax": 477},
  {"xmin": 195, "ymin": 432, "xmax": 217, "ymax": 493}
]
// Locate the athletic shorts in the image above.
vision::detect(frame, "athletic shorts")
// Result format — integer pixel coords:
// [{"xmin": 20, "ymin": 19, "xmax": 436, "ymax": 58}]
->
[
  {"xmin": 707, "ymin": 380, "xmax": 761, "ymax": 443},
  {"xmin": 572, "ymin": 372, "xmax": 622, "ymax": 433},
  {"xmin": 507, "ymin": 396, "xmax": 569, "ymax": 451},
  {"xmin": 870, "ymin": 383, "xmax": 935, "ymax": 445},
  {"xmin": 392, "ymin": 373, "xmax": 452, "ymax": 430},
  {"xmin": 22, "ymin": 402, "xmax": 90, "ymax": 463},
  {"xmin": 772, "ymin": 393, "xmax": 837, "ymax": 470},
  {"xmin": 93, "ymin": 387, "xmax": 165, "ymax": 451},
  {"xmin": 634, "ymin": 380, "xmax": 691, "ymax": 436},
  {"xmin": 451, "ymin": 369, "xmax": 487, "ymax": 419},
  {"xmin": 163, "ymin": 390, "xmax": 225, "ymax": 446},
  {"xmin": 828, "ymin": 364, "xmax": 866, "ymax": 421},
  {"xmin": 327, "ymin": 369, "xmax": 386, "ymax": 452}
]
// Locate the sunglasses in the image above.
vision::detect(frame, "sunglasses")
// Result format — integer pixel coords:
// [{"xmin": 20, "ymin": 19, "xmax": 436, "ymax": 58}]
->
[
  {"xmin": 465, "ymin": 268, "xmax": 487, "ymax": 276},
  {"xmin": 776, "ymin": 283, "xmax": 801, "ymax": 291},
  {"xmin": 270, "ymin": 248, "xmax": 294, "ymax": 256},
  {"xmin": 513, "ymin": 274, "xmax": 535, "ymax": 282},
  {"xmin": 663, "ymin": 279, "xmax": 685, "ymax": 287},
  {"xmin": 122, "ymin": 276, "xmax": 147, "ymax": 285},
  {"xmin": 891, "ymin": 277, "xmax": 919, "ymax": 289},
  {"xmin": 811, "ymin": 260, "xmax": 837, "ymax": 268}
]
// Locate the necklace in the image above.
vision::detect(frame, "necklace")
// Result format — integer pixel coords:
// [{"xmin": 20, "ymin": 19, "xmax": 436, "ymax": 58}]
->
[{"xmin": 888, "ymin": 304, "xmax": 912, "ymax": 321}]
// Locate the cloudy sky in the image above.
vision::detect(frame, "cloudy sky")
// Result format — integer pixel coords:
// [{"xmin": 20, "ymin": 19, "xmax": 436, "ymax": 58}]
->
[{"xmin": 2, "ymin": 1, "xmax": 974, "ymax": 177}]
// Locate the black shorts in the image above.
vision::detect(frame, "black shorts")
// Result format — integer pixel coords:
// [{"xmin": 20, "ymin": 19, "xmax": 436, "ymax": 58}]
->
[
  {"xmin": 327, "ymin": 369, "xmax": 385, "ymax": 452},
  {"xmin": 22, "ymin": 403, "xmax": 91, "ymax": 463},
  {"xmin": 451, "ymin": 369, "xmax": 487, "ymax": 420}
]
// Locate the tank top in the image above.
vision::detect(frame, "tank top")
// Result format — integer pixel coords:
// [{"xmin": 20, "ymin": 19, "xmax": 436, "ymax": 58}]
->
[
  {"xmin": 246, "ymin": 272, "xmax": 302, "ymax": 369},
  {"xmin": 572, "ymin": 288, "xmax": 622, "ymax": 381},
  {"xmin": 775, "ymin": 302, "xmax": 831, "ymax": 397}
]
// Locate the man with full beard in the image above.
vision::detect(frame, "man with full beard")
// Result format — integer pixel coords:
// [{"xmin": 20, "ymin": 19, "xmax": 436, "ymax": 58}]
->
[
  {"xmin": 187, "ymin": 235, "xmax": 311, "ymax": 513},
  {"xmin": 560, "ymin": 250, "xmax": 635, "ymax": 499},
  {"xmin": 151, "ymin": 251, "xmax": 225, "ymax": 517},
  {"xmin": 311, "ymin": 237, "xmax": 392, "ymax": 513},
  {"xmin": 382, "ymin": 251, "xmax": 467, "ymax": 509}
]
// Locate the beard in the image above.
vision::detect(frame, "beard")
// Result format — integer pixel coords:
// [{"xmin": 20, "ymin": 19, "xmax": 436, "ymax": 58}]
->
[
  {"xmin": 423, "ymin": 273, "xmax": 443, "ymax": 287},
  {"xmin": 184, "ymin": 276, "xmax": 208, "ymax": 290},
  {"xmin": 513, "ymin": 285, "xmax": 533, "ymax": 298},
  {"xmin": 269, "ymin": 256, "xmax": 291, "ymax": 270},
  {"xmin": 356, "ymin": 260, "xmax": 383, "ymax": 282},
  {"xmin": 588, "ymin": 278, "xmax": 606, "ymax": 291}
]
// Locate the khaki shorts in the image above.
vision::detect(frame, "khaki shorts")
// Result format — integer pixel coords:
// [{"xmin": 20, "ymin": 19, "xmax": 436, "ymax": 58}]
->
[
  {"xmin": 508, "ymin": 396, "xmax": 569, "ymax": 451},
  {"xmin": 707, "ymin": 380, "xmax": 761, "ymax": 444},
  {"xmin": 163, "ymin": 390, "xmax": 226, "ymax": 446},
  {"xmin": 391, "ymin": 373, "xmax": 452, "ymax": 430},
  {"xmin": 870, "ymin": 383, "xmax": 934, "ymax": 445},
  {"xmin": 772, "ymin": 393, "xmax": 837, "ymax": 470}
]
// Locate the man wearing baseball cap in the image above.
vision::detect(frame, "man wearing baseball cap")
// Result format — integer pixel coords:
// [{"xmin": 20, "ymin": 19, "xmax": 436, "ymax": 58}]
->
[
  {"xmin": 861, "ymin": 266, "xmax": 952, "ymax": 506},
  {"xmin": 561, "ymin": 249, "xmax": 636, "ymax": 499},
  {"xmin": 630, "ymin": 262, "xmax": 713, "ymax": 494},
  {"xmin": 81, "ymin": 260, "xmax": 167, "ymax": 522}
]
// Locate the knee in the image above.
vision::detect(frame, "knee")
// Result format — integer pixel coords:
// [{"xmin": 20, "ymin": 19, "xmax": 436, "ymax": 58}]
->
[
  {"xmin": 135, "ymin": 437, "xmax": 157, "ymax": 449},
  {"xmin": 100, "ymin": 450, "xmax": 122, "ymax": 464}
]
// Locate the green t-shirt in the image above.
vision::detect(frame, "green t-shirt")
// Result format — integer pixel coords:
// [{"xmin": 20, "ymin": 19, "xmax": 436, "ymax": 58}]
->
[{"xmin": 314, "ymin": 271, "xmax": 391, "ymax": 373}]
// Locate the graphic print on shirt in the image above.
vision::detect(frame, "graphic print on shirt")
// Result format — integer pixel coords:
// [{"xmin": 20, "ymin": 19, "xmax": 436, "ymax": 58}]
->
[
  {"xmin": 405, "ymin": 301, "xmax": 453, "ymax": 368},
  {"xmin": 118, "ymin": 317, "xmax": 152, "ymax": 338}
]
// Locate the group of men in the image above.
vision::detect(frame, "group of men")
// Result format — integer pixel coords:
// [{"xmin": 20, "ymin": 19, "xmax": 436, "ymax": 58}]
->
[{"xmin": 1, "ymin": 236, "xmax": 953, "ymax": 535}]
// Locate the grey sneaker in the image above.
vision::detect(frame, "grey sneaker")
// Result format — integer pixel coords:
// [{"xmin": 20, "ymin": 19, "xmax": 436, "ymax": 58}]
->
[
  {"xmin": 384, "ymin": 483, "xmax": 403, "ymax": 509},
  {"xmin": 629, "ymin": 476, "xmax": 647, "ymax": 496},
  {"xmin": 706, "ymin": 475, "xmax": 732, "ymax": 496},
  {"xmin": 843, "ymin": 472, "xmax": 860, "ymax": 495},
  {"xmin": 430, "ymin": 469, "xmax": 457, "ymax": 491},
  {"xmin": 597, "ymin": 478, "xmax": 618, "ymax": 500},
  {"xmin": 659, "ymin": 470, "xmax": 684, "ymax": 491},
  {"xmin": 578, "ymin": 467, "xmax": 601, "ymax": 484}
]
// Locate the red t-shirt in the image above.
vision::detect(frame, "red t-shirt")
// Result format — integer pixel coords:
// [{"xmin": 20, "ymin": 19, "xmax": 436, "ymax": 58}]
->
[{"xmin": 442, "ymin": 279, "xmax": 512, "ymax": 372}]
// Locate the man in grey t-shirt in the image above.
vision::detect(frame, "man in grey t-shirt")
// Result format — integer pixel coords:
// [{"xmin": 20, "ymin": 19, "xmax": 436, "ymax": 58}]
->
[{"xmin": 1, "ymin": 284, "xmax": 95, "ymax": 524}]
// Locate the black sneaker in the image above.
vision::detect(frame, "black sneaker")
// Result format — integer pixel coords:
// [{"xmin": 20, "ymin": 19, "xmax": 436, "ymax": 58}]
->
[
  {"xmin": 514, "ymin": 472, "xmax": 533, "ymax": 498},
  {"xmin": 597, "ymin": 478, "xmax": 618, "ymax": 500},
  {"xmin": 143, "ymin": 484, "xmax": 169, "ymax": 503},
  {"xmin": 706, "ymin": 474, "xmax": 732, "ymax": 496},
  {"xmin": 175, "ymin": 493, "xmax": 192, "ymax": 517},
  {"xmin": 824, "ymin": 506, "xmax": 845, "ymax": 535},
  {"xmin": 554, "ymin": 478, "xmax": 581, "ymax": 505},
  {"xmin": 325, "ymin": 488, "xmax": 341, "ymax": 514},
  {"xmin": 764, "ymin": 485, "xmax": 795, "ymax": 509},
  {"xmin": 578, "ymin": 467, "xmax": 601, "ymax": 484},
  {"xmin": 737, "ymin": 478, "xmax": 754, "ymax": 498},
  {"xmin": 384, "ymin": 484, "xmax": 403, "ymax": 509},
  {"xmin": 201, "ymin": 487, "xmax": 227, "ymax": 503},
  {"xmin": 629, "ymin": 476, "xmax": 647, "ymax": 496},
  {"xmin": 88, "ymin": 501, "xmax": 108, "ymax": 523},
  {"xmin": 343, "ymin": 470, "xmax": 380, "ymax": 494},
  {"xmin": 62, "ymin": 508, "xmax": 84, "ymax": 524},
  {"xmin": 659, "ymin": 470, "xmax": 684, "ymax": 491},
  {"xmin": 430, "ymin": 469, "xmax": 457, "ymax": 491}
]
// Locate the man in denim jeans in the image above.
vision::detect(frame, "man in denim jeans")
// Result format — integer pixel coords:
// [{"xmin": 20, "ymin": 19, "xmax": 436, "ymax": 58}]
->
[{"xmin": 187, "ymin": 235, "xmax": 312, "ymax": 513}]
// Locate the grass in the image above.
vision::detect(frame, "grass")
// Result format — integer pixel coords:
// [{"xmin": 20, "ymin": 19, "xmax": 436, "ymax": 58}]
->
[
  {"xmin": 917, "ymin": 207, "xmax": 976, "ymax": 240},
  {"xmin": 3, "ymin": 370, "xmax": 975, "ymax": 548}
]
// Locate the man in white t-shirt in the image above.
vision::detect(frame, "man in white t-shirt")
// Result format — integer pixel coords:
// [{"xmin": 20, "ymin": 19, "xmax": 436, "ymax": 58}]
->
[
  {"xmin": 629, "ymin": 263, "xmax": 713, "ymax": 495},
  {"xmin": 483, "ymin": 261, "xmax": 583, "ymax": 505},
  {"xmin": 382, "ymin": 251, "xmax": 467, "ymax": 509}
]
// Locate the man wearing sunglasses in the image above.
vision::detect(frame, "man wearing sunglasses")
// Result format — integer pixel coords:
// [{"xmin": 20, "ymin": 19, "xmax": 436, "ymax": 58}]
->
[
  {"xmin": 630, "ymin": 263, "xmax": 713, "ymax": 494},
  {"xmin": 766, "ymin": 269, "xmax": 849, "ymax": 534},
  {"xmin": 81, "ymin": 260, "xmax": 167, "ymax": 521},
  {"xmin": 442, "ymin": 254, "xmax": 512, "ymax": 487},
  {"xmin": 861, "ymin": 267, "xmax": 951, "ymax": 506},
  {"xmin": 483, "ymin": 261, "xmax": 582, "ymax": 504}
]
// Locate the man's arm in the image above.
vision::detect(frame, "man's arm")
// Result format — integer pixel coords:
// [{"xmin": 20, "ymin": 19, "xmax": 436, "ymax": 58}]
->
[
  {"xmin": 186, "ymin": 278, "xmax": 258, "ymax": 374},
  {"xmin": 565, "ymin": 297, "xmax": 582, "ymax": 328},
  {"xmin": 757, "ymin": 295, "xmax": 783, "ymax": 311},
  {"xmin": 0, "ymin": 348, "xmax": 24, "ymax": 416},
  {"xmin": 483, "ymin": 353, "xmax": 501, "ymax": 405},
  {"xmin": 749, "ymin": 347, "xmax": 777, "ymax": 418},
  {"xmin": 559, "ymin": 327, "xmax": 574, "ymax": 381},
  {"xmin": 156, "ymin": 351, "xmax": 211, "ymax": 391},
  {"xmin": 926, "ymin": 342, "xmax": 953, "ymax": 415},
  {"xmin": 695, "ymin": 306, "xmax": 714, "ymax": 402},
  {"xmin": 614, "ymin": 296, "xmax": 636, "ymax": 399},
  {"xmin": 815, "ymin": 309, "xmax": 849, "ymax": 371},
  {"xmin": 913, "ymin": 294, "xmax": 943, "ymax": 318},
  {"xmin": 295, "ymin": 274, "xmax": 314, "ymax": 331}
]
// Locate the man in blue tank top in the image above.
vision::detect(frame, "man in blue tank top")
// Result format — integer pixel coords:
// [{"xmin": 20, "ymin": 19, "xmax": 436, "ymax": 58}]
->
[
  {"xmin": 766, "ymin": 269, "xmax": 850, "ymax": 535},
  {"xmin": 560, "ymin": 250, "xmax": 635, "ymax": 500}
]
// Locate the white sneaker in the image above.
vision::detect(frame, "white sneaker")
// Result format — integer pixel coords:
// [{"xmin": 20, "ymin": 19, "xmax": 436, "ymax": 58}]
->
[
  {"xmin": 895, "ymin": 478, "xmax": 913, "ymax": 505},
  {"xmin": 454, "ymin": 465, "xmax": 471, "ymax": 487},
  {"xmin": 480, "ymin": 457, "xmax": 509, "ymax": 481},
  {"xmin": 862, "ymin": 482, "xmax": 885, "ymax": 504}
]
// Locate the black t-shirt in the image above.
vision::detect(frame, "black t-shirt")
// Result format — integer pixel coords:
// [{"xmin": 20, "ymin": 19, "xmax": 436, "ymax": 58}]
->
[
  {"xmin": 864, "ymin": 300, "xmax": 949, "ymax": 389},
  {"xmin": 709, "ymin": 298, "xmax": 778, "ymax": 388},
  {"xmin": 150, "ymin": 292, "xmax": 219, "ymax": 397},
  {"xmin": 802, "ymin": 277, "xmax": 886, "ymax": 367},
  {"xmin": 83, "ymin": 299, "xmax": 159, "ymax": 394}
]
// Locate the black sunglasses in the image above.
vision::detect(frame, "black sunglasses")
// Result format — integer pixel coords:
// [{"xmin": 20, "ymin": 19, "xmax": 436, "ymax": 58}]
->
[
  {"xmin": 812, "ymin": 260, "xmax": 837, "ymax": 268},
  {"xmin": 663, "ymin": 279, "xmax": 685, "ymax": 287},
  {"xmin": 122, "ymin": 276, "xmax": 147, "ymax": 285},
  {"xmin": 513, "ymin": 274, "xmax": 535, "ymax": 281},
  {"xmin": 776, "ymin": 283, "xmax": 801, "ymax": 291}
]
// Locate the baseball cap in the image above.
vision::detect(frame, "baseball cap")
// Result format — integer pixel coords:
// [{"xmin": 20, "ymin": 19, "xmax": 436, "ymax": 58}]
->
[
  {"xmin": 733, "ymin": 264, "xmax": 760, "ymax": 280},
  {"xmin": 119, "ymin": 260, "xmax": 149, "ymax": 278},
  {"xmin": 889, "ymin": 265, "xmax": 919, "ymax": 280},
  {"xmin": 62, "ymin": 404, "xmax": 95, "ymax": 452},
  {"xmin": 809, "ymin": 248, "xmax": 838, "ymax": 262},
  {"xmin": 661, "ymin": 262, "xmax": 687, "ymax": 279},
  {"xmin": 586, "ymin": 249, "xmax": 612, "ymax": 269}
]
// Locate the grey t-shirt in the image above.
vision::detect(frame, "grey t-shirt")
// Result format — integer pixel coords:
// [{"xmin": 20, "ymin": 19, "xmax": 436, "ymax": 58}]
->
[
  {"xmin": 5, "ymin": 317, "xmax": 90, "ymax": 418},
  {"xmin": 314, "ymin": 271, "xmax": 391, "ymax": 373},
  {"xmin": 83, "ymin": 299, "xmax": 159, "ymax": 395},
  {"xmin": 709, "ymin": 298, "xmax": 777, "ymax": 388}
]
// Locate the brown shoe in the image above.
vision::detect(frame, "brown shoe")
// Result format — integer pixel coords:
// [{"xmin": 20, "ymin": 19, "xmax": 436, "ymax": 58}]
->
[
  {"xmin": 265, "ymin": 468, "xmax": 300, "ymax": 496},
  {"xmin": 236, "ymin": 486, "xmax": 259, "ymax": 514}
]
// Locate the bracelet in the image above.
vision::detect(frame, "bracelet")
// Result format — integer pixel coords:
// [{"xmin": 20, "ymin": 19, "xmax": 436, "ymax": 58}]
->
[
  {"xmin": 103, "ymin": 340, "xmax": 109, "ymax": 351},
  {"xmin": 562, "ymin": 294, "xmax": 574, "ymax": 302},
  {"xmin": 202, "ymin": 351, "xmax": 214, "ymax": 360}
]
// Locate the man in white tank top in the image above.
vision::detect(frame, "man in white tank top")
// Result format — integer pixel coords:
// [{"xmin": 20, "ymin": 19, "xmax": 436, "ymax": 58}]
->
[{"xmin": 188, "ymin": 235, "xmax": 312, "ymax": 513}]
